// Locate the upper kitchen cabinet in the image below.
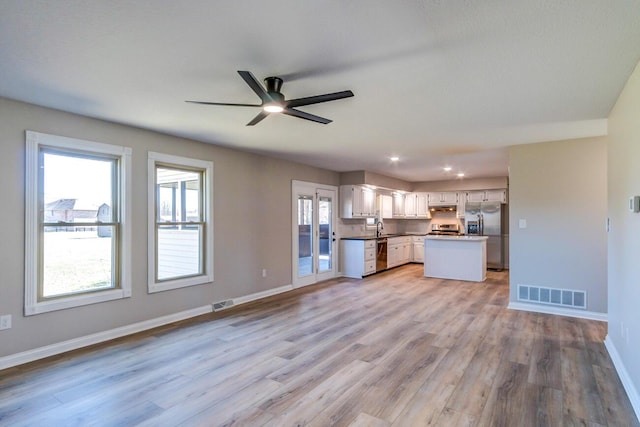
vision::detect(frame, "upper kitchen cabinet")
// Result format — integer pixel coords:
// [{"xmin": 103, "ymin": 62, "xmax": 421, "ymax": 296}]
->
[
  {"xmin": 466, "ymin": 189, "xmax": 508, "ymax": 204},
  {"xmin": 377, "ymin": 194, "xmax": 393, "ymax": 219},
  {"xmin": 427, "ymin": 191, "xmax": 459, "ymax": 206},
  {"xmin": 405, "ymin": 193, "xmax": 429, "ymax": 218},
  {"xmin": 340, "ymin": 185, "xmax": 377, "ymax": 218},
  {"xmin": 392, "ymin": 193, "xmax": 405, "ymax": 218}
]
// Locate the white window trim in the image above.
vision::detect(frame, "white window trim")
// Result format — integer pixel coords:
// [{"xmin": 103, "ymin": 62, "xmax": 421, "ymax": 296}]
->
[
  {"xmin": 25, "ymin": 131, "xmax": 132, "ymax": 316},
  {"xmin": 148, "ymin": 152, "xmax": 214, "ymax": 293}
]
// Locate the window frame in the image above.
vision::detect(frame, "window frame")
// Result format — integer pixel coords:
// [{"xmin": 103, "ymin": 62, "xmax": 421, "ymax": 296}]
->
[
  {"xmin": 147, "ymin": 152, "xmax": 213, "ymax": 293},
  {"xmin": 25, "ymin": 131, "xmax": 132, "ymax": 316}
]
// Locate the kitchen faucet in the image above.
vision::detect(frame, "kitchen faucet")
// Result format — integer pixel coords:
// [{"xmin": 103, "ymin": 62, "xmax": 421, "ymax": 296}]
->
[{"xmin": 376, "ymin": 221, "xmax": 384, "ymax": 237}]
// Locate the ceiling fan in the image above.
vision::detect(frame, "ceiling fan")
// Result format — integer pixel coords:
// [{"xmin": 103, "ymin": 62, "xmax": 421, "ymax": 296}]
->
[{"xmin": 186, "ymin": 71, "xmax": 354, "ymax": 126}]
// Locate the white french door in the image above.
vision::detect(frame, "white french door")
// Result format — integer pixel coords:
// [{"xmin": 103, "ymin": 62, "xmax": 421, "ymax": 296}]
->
[{"xmin": 292, "ymin": 181, "xmax": 338, "ymax": 287}]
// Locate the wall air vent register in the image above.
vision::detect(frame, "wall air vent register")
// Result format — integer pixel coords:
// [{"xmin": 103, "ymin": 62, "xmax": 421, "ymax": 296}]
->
[{"xmin": 517, "ymin": 284, "xmax": 586, "ymax": 310}]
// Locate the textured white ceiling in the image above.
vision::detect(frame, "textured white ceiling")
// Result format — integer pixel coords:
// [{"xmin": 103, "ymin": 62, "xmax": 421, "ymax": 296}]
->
[{"xmin": 1, "ymin": 1, "xmax": 639, "ymax": 182}]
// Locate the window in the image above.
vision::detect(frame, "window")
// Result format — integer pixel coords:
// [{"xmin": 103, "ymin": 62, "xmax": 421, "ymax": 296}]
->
[
  {"xmin": 25, "ymin": 131, "xmax": 131, "ymax": 315},
  {"xmin": 148, "ymin": 152, "xmax": 213, "ymax": 292}
]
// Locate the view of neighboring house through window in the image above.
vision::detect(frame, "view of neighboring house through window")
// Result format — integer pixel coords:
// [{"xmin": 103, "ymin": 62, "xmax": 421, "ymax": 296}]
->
[
  {"xmin": 148, "ymin": 152, "xmax": 213, "ymax": 293},
  {"xmin": 25, "ymin": 131, "xmax": 131, "ymax": 315},
  {"xmin": 156, "ymin": 166, "xmax": 203, "ymax": 280},
  {"xmin": 41, "ymin": 151, "xmax": 117, "ymax": 297}
]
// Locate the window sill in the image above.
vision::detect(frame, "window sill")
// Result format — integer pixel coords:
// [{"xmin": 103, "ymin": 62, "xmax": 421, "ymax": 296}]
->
[
  {"xmin": 148, "ymin": 275, "xmax": 213, "ymax": 294},
  {"xmin": 25, "ymin": 288, "xmax": 132, "ymax": 316}
]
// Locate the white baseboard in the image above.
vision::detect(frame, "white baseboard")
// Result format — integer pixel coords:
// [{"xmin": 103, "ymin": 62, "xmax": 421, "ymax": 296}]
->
[
  {"xmin": 604, "ymin": 335, "xmax": 640, "ymax": 422},
  {"xmin": 508, "ymin": 301, "xmax": 608, "ymax": 322},
  {"xmin": 0, "ymin": 284, "xmax": 299, "ymax": 371},
  {"xmin": 233, "ymin": 284, "xmax": 293, "ymax": 306},
  {"xmin": 0, "ymin": 305, "xmax": 212, "ymax": 371}
]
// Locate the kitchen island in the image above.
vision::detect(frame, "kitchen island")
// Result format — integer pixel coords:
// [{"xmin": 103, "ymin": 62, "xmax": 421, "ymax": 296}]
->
[{"xmin": 424, "ymin": 235, "xmax": 488, "ymax": 282}]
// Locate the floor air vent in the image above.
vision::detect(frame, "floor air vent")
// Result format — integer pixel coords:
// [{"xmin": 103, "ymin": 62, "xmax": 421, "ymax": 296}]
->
[
  {"xmin": 212, "ymin": 300, "xmax": 234, "ymax": 312},
  {"xmin": 517, "ymin": 285, "xmax": 586, "ymax": 309}
]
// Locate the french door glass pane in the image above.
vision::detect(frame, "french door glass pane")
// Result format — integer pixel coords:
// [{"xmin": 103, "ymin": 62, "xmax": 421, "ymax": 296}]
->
[
  {"xmin": 298, "ymin": 195, "xmax": 314, "ymax": 277},
  {"xmin": 42, "ymin": 226, "xmax": 115, "ymax": 297},
  {"xmin": 157, "ymin": 224, "xmax": 203, "ymax": 281},
  {"xmin": 318, "ymin": 196, "xmax": 332, "ymax": 272}
]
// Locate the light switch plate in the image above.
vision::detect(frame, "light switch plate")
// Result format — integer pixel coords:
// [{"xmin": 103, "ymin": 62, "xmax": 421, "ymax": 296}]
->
[{"xmin": 519, "ymin": 219, "xmax": 527, "ymax": 229}]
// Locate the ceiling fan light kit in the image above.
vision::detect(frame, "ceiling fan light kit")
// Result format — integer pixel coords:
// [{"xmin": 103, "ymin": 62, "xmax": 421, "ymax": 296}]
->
[{"xmin": 186, "ymin": 71, "xmax": 354, "ymax": 126}]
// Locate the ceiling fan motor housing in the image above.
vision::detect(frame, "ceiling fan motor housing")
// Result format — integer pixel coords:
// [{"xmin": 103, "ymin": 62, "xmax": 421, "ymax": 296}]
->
[{"xmin": 264, "ymin": 77, "xmax": 284, "ymax": 102}]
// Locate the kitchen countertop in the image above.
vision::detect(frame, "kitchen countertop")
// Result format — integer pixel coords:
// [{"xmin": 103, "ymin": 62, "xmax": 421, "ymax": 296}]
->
[
  {"xmin": 341, "ymin": 233, "xmax": 429, "ymax": 240},
  {"xmin": 424, "ymin": 235, "xmax": 487, "ymax": 241}
]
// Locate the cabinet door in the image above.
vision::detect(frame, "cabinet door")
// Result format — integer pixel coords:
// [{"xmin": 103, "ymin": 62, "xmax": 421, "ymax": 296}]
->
[
  {"xmin": 442, "ymin": 192, "xmax": 458, "ymax": 204},
  {"xmin": 378, "ymin": 194, "xmax": 393, "ymax": 219},
  {"xmin": 484, "ymin": 189, "xmax": 507, "ymax": 203},
  {"xmin": 392, "ymin": 194, "xmax": 405, "ymax": 217},
  {"xmin": 413, "ymin": 243, "xmax": 424, "ymax": 262},
  {"xmin": 466, "ymin": 191, "xmax": 485, "ymax": 203},
  {"xmin": 387, "ymin": 244, "xmax": 397, "ymax": 267},
  {"xmin": 402, "ymin": 243, "xmax": 411, "ymax": 263},
  {"xmin": 362, "ymin": 187, "xmax": 376, "ymax": 216},
  {"xmin": 351, "ymin": 186, "xmax": 364, "ymax": 217},
  {"xmin": 428, "ymin": 192, "xmax": 458, "ymax": 206},
  {"xmin": 404, "ymin": 194, "xmax": 417, "ymax": 216},
  {"xmin": 416, "ymin": 193, "xmax": 428, "ymax": 217}
]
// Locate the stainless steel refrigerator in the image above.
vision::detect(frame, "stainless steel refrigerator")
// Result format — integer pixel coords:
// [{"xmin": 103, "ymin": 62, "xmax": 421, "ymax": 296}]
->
[{"xmin": 465, "ymin": 202, "xmax": 508, "ymax": 270}]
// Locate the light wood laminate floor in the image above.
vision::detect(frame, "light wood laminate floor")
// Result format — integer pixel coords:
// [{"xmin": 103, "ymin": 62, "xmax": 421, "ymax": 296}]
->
[{"xmin": 1, "ymin": 265, "xmax": 638, "ymax": 426}]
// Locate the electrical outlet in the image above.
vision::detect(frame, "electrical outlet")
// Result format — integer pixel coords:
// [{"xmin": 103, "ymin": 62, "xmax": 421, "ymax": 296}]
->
[
  {"xmin": 0, "ymin": 315, "xmax": 11, "ymax": 330},
  {"xmin": 262, "ymin": 269, "xmax": 267, "ymax": 278}
]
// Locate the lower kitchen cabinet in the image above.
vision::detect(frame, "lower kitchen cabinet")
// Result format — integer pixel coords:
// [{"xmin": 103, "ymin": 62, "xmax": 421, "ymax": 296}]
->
[
  {"xmin": 411, "ymin": 236, "xmax": 425, "ymax": 263},
  {"xmin": 387, "ymin": 236, "xmax": 411, "ymax": 268},
  {"xmin": 340, "ymin": 239, "xmax": 377, "ymax": 278}
]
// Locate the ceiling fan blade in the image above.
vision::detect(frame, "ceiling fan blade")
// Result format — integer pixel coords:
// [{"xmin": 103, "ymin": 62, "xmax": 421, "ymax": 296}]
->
[
  {"xmin": 237, "ymin": 70, "xmax": 272, "ymax": 104},
  {"xmin": 185, "ymin": 101, "xmax": 261, "ymax": 107},
  {"xmin": 247, "ymin": 111, "xmax": 269, "ymax": 126},
  {"xmin": 285, "ymin": 90, "xmax": 354, "ymax": 108},
  {"xmin": 283, "ymin": 108, "xmax": 332, "ymax": 124}
]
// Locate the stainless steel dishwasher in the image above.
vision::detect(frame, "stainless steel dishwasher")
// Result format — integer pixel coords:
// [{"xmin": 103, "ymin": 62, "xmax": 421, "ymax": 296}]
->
[{"xmin": 376, "ymin": 238, "xmax": 388, "ymax": 272}]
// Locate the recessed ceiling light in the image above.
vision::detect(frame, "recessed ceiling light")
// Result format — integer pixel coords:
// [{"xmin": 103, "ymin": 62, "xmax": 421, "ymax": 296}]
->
[
  {"xmin": 457, "ymin": 172, "xmax": 465, "ymax": 177},
  {"xmin": 443, "ymin": 166, "xmax": 452, "ymax": 172},
  {"xmin": 390, "ymin": 156, "xmax": 399, "ymax": 162}
]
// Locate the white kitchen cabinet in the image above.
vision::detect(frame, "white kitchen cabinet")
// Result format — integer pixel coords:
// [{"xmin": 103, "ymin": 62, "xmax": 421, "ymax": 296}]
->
[
  {"xmin": 466, "ymin": 189, "xmax": 507, "ymax": 204},
  {"xmin": 428, "ymin": 192, "xmax": 459, "ymax": 206},
  {"xmin": 403, "ymin": 193, "xmax": 428, "ymax": 218},
  {"xmin": 456, "ymin": 197, "xmax": 466, "ymax": 219},
  {"xmin": 402, "ymin": 242, "xmax": 411, "ymax": 263},
  {"xmin": 387, "ymin": 236, "xmax": 411, "ymax": 268},
  {"xmin": 392, "ymin": 193, "xmax": 405, "ymax": 218},
  {"xmin": 378, "ymin": 194, "xmax": 393, "ymax": 219},
  {"xmin": 404, "ymin": 193, "xmax": 416, "ymax": 216},
  {"xmin": 340, "ymin": 239, "xmax": 377, "ymax": 278},
  {"xmin": 416, "ymin": 193, "xmax": 429, "ymax": 218},
  {"xmin": 411, "ymin": 236, "xmax": 425, "ymax": 263},
  {"xmin": 340, "ymin": 185, "xmax": 377, "ymax": 218}
]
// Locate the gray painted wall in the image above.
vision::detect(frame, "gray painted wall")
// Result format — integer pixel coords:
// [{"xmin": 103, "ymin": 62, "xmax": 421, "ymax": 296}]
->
[
  {"xmin": 607, "ymin": 62, "xmax": 640, "ymax": 396},
  {"xmin": 508, "ymin": 137, "xmax": 608, "ymax": 313},
  {"xmin": 0, "ymin": 97, "xmax": 339, "ymax": 357}
]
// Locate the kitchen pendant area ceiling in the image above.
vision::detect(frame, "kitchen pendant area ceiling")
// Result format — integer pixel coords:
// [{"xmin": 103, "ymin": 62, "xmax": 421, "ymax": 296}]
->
[{"xmin": 0, "ymin": 1, "xmax": 639, "ymax": 182}]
